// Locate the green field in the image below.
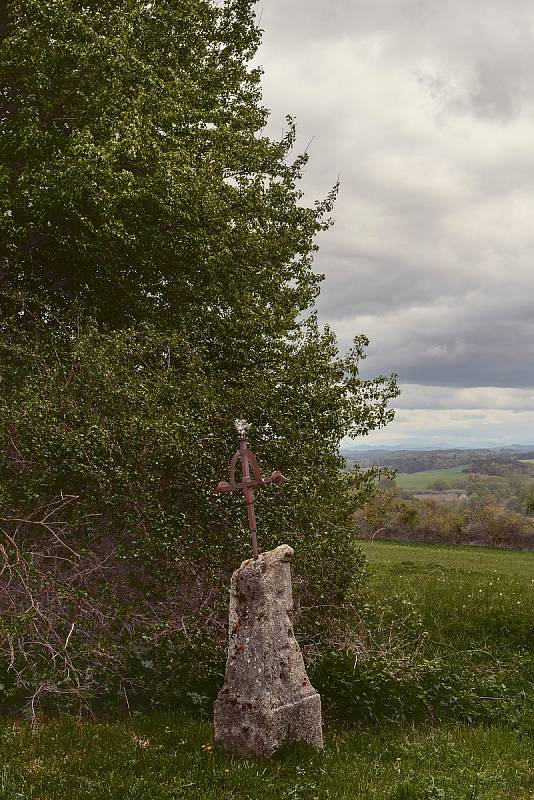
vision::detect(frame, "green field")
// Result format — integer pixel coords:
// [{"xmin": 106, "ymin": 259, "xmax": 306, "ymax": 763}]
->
[
  {"xmin": 2, "ymin": 542, "xmax": 533, "ymax": 799},
  {"xmin": 358, "ymin": 537, "xmax": 534, "ymax": 577},
  {"xmin": 358, "ymin": 539, "xmax": 534, "ymax": 647},
  {"xmin": 395, "ymin": 464, "xmax": 469, "ymax": 490}
]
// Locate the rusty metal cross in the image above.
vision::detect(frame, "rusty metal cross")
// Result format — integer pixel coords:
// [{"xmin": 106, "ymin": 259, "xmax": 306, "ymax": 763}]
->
[{"xmin": 213, "ymin": 420, "xmax": 288, "ymax": 559}]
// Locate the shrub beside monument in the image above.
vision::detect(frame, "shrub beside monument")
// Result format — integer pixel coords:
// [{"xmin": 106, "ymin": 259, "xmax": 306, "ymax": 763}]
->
[{"xmin": 0, "ymin": 0, "xmax": 398, "ymax": 713}]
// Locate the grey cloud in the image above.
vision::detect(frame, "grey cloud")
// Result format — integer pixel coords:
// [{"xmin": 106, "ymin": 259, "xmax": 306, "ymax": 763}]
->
[
  {"xmin": 394, "ymin": 385, "xmax": 534, "ymax": 411},
  {"xmin": 257, "ymin": 0, "xmax": 534, "ymax": 443},
  {"xmin": 349, "ymin": 292, "xmax": 534, "ymax": 388},
  {"xmin": 260, "ymin": 0, "xmax": 534, "ymax": 121},
  {"xmin": 353, "ymin": 407, "xmax": 534, "ymax": 449}
]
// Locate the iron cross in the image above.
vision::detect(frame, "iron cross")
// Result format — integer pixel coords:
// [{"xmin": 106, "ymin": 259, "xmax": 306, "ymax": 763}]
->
[{"xmin": 213, "ymin": 420, "xmax": 288, "ymax": 559}]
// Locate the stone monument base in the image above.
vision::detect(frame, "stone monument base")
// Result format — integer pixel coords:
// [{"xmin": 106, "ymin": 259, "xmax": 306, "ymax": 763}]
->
[
  {"xmin": 214, "ymin": 544, "xmax": 323, "ymax": 759},
  {"xmin": 215, "ymin": 692, "xmax": 322, "ymax": 759}
]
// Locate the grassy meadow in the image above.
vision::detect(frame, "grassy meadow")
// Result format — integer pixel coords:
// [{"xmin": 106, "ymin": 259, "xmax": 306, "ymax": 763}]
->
[
  {"xmin": 394, "ymin": 465, "xmax": 469, "ymax": 490},
  {"xmin": 1, "ymin": 541, "xmax": 533, "ymax": 800},
  {"xmin": 358, "ymin": 539, "xmax": 534, "ymax": 653}
]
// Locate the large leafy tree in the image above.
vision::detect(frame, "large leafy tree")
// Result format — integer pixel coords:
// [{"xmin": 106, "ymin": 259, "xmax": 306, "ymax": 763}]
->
[{"xmin": 0, "ymin": 0, "xmax": 398, "ymax": 711}]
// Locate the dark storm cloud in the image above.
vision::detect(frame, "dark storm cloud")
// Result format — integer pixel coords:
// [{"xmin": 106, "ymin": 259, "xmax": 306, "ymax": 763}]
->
[
  {"xmin": 355, "ymin": 302, "xmax": 534, "ymax": 388},
  {"xmin": 257, "ymin": 0, "xmax": 534, "ymax": 412}
]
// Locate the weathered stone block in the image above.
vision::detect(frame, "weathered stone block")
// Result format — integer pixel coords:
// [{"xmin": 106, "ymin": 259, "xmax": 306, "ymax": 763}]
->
[{"xmin": 214, "ymin": 544, "xmax": 323, "ymax": 759}]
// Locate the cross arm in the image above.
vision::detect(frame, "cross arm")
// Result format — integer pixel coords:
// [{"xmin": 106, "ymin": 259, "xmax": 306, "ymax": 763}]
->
[{"xmin": 213, "ymin": 470, "xmax": 287, "ymax": 495}]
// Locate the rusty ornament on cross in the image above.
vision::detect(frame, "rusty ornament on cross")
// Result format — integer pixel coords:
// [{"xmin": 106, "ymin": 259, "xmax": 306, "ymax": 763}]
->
[{"xmin": 213, "ymin": 420, "xmax": 288, "ymax": 559}]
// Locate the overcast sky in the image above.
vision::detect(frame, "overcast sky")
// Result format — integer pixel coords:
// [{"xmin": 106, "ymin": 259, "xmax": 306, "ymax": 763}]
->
[{"xmin": 256, "ymin": 0, "xmax": 534, "ymax": 448}]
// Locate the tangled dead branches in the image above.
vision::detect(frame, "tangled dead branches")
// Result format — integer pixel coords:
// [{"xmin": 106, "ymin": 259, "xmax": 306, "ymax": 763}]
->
[{"xmin": 0, "ymin": 496, "xmax": 228, "ymax": 717}]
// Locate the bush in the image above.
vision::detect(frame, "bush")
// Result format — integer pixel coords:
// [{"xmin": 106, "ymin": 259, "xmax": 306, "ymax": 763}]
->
[
  {"xmin": 0, "ymin": 0, "xmax": 401, "ymax": 713},
  {"xmin": 0, "ymin": 317, "xmax": 395, "ymax": 713},
  {"xmin": 311, "ymin": 595, "xmax": 534, "ymax": 729},
  {"xmin": 355, "ymin": 492, "xmax": 534, "ymax": 549},
  {"xmin": 315, "ymin": 648, "xmax": 533, "ymax": 727}
]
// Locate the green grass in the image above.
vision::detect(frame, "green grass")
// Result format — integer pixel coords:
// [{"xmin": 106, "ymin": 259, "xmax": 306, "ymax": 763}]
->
[
  {"xmin": 2, "ymin": 542, "xmax": 534, "ymax": 799},
  {"xmin": 395, "ymin": 465, "xmax": 468, "ymax": 490},
  {"xmin": 1, "ymin": 713, "xmax": 533, "ymax": 799},
  {"xmin": 358, "ymin": 540, "xmax": 534, "ymax": 649},
  {"xmin": 358, "ymin": 538, "xmax": 534, "ymax": 579}
]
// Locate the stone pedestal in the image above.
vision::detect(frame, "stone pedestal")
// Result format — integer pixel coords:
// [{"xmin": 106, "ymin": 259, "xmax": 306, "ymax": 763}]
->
[{"xmin": 214, "ymin": 544, "xmax": 323, "ymax": 759}]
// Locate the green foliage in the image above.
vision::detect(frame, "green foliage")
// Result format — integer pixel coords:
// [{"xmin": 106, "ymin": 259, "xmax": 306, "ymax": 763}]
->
[
  {"xmin": 314, "ymin": 635, "xmax": 534, "ymax": 728},
  {"xmin": 0, "ymin": 0, "xmax": 398, "ymax": 710},
  {"xmin": 0, "ymin": 541, "xmax": 533, "ymax": 797},
  {"xmin": 341, "ymin": 540, "xmax": 534, "ymax": 731},
  {"xmin": 356, "ymin": 490, "xmax": 534, "ymax": 549},
  {"xmin": 0, "ymin": 712, "xmax": 533, "ymax": 800},
  {"xmin": 1, "ymin": 0, "xmax": 319, "ymax": 327}
]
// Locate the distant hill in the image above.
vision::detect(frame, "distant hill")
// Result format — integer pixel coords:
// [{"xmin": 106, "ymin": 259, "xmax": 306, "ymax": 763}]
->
[
  {"xmin": 341, "ymin": 446, "xmax": 534, "ymax": 474},
  {"xmin": 345, "ymin": 443, "xmax": 534, "ymax": 454}
]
